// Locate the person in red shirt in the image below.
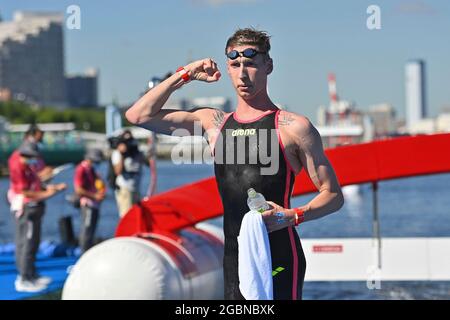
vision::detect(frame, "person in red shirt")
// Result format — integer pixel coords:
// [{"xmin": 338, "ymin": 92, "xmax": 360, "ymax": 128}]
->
[
  {"xmin": 73, "ymin": 149, "xmax": 106, "ymax": 253},
  {"xmin": 7, "ymin": 125, "xmax": 53, "ymax": 185},
  {"xmin": 8, "ymin": 142, "xmax": 66, "ymax": 293}
]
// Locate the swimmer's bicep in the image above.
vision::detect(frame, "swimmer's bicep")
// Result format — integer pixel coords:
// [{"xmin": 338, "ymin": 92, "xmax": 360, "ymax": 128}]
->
[
  {"xmin": 137, "ymin": 108, "xmax": 210, "ymax": 136},
  {"xmin": 296, "ymin": 121, "xmax": 340, "ymax": 193}
]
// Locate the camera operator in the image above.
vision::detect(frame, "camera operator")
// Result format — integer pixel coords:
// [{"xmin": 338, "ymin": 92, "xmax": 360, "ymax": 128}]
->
[{"xmin": 111, "ymin": 130, "xmax": 145, "ymax": 217}]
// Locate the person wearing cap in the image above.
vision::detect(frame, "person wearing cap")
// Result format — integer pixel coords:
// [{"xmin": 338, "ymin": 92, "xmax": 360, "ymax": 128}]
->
[
  {"xmin": 7, "ymin": 125, "xmax": 54, "ymax": 187},
  {"xmin": 73, "ymin": 149, "xmax": 106, "ymax": 253},
  {"xmin": 8, "ymin": 142, "xmax": 67, "ymax": 293}
]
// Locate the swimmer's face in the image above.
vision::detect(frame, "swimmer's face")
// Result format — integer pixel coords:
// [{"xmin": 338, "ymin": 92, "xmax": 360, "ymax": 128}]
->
[{"xmin": 226, "ymin": 45, "xmax": 273, "ymax": 100}]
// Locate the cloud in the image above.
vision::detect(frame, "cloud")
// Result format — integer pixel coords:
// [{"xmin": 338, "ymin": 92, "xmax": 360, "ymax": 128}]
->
[
  {"xmin": 394, "ymin": 0, "xmax": 437, "ymax": 15},
  {"xmin": 190, "ymin": 0, "xmax": 261, "ymax": 7}
]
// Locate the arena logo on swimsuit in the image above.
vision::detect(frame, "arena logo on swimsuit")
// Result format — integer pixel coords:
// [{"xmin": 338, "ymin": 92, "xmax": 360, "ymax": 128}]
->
[
  {"xmin": 220, "ymin": 128, "xmax": 280, "ymax": 175},
  {"xmin": 170, "ymin": 122, "xmax": 280, "ymax": 176},
  {"xmin": 231, "ymin": 128, "xmax": 256, "ymax": 137}
]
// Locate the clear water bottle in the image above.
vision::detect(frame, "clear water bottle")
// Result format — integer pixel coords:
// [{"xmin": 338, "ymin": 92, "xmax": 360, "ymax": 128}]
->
[{"xmin": 247, "ymin": 188, "xmax": 270, "ymax": 213}]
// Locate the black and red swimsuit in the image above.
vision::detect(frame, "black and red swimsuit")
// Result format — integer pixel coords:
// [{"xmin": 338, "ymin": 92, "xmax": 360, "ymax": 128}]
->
[{"xmin": 213, "ymin": 109, "xmax": 306, "ymax": 300}]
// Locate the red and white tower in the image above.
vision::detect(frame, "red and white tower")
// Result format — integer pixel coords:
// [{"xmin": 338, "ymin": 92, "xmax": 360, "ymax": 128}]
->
[{"xmin": 328, "ymin": 73, "xmax": 339, "ymax": 112}]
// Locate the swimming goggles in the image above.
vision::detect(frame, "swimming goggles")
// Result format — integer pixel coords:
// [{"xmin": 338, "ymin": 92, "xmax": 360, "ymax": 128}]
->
[{"xmin": 226, "ymin": 48, "xmax": 266, "ymax": 60}]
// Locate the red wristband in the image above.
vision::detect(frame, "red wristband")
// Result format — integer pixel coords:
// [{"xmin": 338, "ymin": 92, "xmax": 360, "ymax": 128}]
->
[
  {"xmin": 176, "ymin": 66, "xmax": 190, "ymax": 82},
  {"xmin": 293, "ymin": 207, "xmax": 305, "ymax": 226}
]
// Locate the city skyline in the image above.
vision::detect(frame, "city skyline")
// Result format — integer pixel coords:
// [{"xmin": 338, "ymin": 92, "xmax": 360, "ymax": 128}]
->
[{"xmin": 1, "ymin": 0, "xmax": 450, "ymax": 121}]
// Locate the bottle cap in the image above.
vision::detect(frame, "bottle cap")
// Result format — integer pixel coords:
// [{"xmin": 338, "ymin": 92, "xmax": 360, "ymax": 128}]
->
[{"xmin": 247, "ymin": 188, "xmax": 256, "ymax": 197}]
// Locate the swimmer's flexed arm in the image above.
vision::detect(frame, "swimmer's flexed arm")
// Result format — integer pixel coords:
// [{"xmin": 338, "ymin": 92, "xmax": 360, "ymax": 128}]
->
[
  {"xmin": 262, "ymin": 114, "xmax": 344, "ymax": 232},
  {"xmin": 125, "ymin": 58, "xmax": 222, "ymax": 136}
]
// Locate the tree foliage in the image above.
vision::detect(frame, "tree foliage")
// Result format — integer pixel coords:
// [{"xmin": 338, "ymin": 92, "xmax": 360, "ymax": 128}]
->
[{"xmin": 0, "ymin": 101, "xmax": 107, "ymax": 133}]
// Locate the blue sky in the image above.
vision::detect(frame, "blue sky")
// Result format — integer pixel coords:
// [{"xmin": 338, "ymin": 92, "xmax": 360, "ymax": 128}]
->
[{"xmin": 2, "ymin": 0, "xmax": 450, "ymax": 121}]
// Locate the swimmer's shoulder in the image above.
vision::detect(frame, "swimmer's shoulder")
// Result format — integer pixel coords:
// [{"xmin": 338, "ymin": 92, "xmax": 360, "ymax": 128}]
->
[
  {"xmin": 277, "ymin": 109, "xmax": 314, "ymax": 137},
  {"xmin": 191, "ymin": 107, "xmax": 232, "ymax": 130}
]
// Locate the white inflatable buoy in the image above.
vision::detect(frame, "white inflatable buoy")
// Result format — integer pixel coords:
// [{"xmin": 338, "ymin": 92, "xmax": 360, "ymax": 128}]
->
[{"xmin": 62, "ymin": 225, "xmax": 224, "ymax": 300}]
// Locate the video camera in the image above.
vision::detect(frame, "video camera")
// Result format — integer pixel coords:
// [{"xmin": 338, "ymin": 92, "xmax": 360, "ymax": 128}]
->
[
  {"xmin": 108, "ymin": 135, "xmax": 139, "ymax": 156},
  {"xmin": 108, "ymin": 136, "xmax": 121, "ymax": 149}
]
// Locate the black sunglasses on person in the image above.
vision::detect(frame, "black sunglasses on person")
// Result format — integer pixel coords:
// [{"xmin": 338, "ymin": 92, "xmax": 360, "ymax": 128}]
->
[{"xmin": 226, "ymin": 48, "xmax": 266, "ymax": 60}]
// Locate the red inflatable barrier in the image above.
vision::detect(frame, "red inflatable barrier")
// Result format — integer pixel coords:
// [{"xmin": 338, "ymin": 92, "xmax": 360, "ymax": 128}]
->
[{"xmin": 116, "ymin": 133, "xmax": 450, "ymax": 237}]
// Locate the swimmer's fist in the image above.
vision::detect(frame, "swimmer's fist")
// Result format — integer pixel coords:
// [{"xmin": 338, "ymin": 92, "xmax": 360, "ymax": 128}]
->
[
  {"xmin": 261, "ymin": 201, "xmax": 296, "ymax": 233},
  {"xmin": 185, "ymin": 58, "xmax": 221, "ymax": 83}
]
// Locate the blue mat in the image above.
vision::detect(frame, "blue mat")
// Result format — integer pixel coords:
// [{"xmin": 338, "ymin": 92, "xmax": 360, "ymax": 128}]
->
[{"xmin": 0, "ymin": 242, "xmax": 79, "ymax": 300}]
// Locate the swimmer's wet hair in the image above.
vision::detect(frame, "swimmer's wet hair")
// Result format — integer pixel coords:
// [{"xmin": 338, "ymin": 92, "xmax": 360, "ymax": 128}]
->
[{"xmin": 225, "ymin": 27, "xmax": 271, "ymax": 56}]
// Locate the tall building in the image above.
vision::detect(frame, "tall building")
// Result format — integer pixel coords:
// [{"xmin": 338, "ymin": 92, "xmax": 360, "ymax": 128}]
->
[
  {"xmin": 405, "ymin": 60, "xmax": 427, "ymax": 132},
  {"xmin": 0, "ymin": 11, "xmax": 66, "ymax": 106},
  {"xmin": 66, "ymin": 68, "xmax": 99, "ymax": 107}
]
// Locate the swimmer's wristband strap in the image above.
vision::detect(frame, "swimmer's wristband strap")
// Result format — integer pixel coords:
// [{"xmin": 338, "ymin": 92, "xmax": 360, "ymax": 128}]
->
[
  {"xmin": 293, "ymin": 207, "xmax": 305, "ymax": 226},
  {"xmin": 176, "ymin": 66, "xmax": 190, "ymax": 82}
]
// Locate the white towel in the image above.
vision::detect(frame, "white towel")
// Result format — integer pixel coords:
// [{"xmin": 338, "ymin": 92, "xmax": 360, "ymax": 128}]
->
[{"xmin": 238, "ymin": 210, "xmax": 273, "ymax": 300}]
